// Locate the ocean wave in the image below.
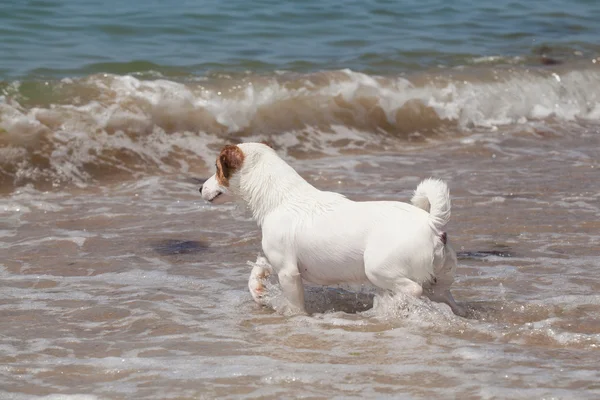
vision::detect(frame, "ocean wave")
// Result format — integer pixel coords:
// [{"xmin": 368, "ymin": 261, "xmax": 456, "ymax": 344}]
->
[{"xmin": 1, "ymin": 65, "xmax": 599, "ymax": 190}]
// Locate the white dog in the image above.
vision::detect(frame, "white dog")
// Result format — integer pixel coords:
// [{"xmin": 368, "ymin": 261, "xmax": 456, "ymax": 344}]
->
[{"xmin": 200, "ymin": 143, "xmax": 464, "ymax": 316}]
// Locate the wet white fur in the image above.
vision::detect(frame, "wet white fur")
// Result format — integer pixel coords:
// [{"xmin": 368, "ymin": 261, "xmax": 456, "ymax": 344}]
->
[{"xmin": 201, "ymin": 143, "xmax": 464, "ymax": 316}]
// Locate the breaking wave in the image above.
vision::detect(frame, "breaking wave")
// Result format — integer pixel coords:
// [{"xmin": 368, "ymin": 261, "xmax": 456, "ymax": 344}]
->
[{"xmin": 1, "ymin": 64, "xmax": 599, "ymax": 191}]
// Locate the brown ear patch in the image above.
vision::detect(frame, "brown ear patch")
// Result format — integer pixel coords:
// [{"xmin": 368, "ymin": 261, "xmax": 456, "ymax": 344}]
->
[{"xmin": 216, "ymin": 145, "xmax": 244, "ymax": 186}]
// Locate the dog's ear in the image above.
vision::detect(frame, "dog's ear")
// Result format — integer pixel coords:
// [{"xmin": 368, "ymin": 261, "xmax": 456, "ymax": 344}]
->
[{"xmin": 218, "ymin": 145, "xmax": 244, "ymax": 179}]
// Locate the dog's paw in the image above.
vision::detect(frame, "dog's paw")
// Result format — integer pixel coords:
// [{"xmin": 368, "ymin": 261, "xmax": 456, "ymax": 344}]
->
[{"xmin": 248, "ymin": 264, "xmax": 271, "ymax": 305}]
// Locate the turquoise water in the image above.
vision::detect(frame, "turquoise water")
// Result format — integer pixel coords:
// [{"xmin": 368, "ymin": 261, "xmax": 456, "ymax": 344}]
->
[{"xmin": 1, "ymin": 0, "xmax": 600, "ymax": 78}]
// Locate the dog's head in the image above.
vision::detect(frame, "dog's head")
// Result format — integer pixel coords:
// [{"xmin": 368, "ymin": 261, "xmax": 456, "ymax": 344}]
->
[
  {"xmin": 200, "ymin": 142, "xmax": 278, "ymax": 204},
  {"xmin": 200, "ymin": 144, "xmax": 245, "ymax": 203}
]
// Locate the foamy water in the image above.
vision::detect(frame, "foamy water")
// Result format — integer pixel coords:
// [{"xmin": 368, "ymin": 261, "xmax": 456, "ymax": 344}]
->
[
  {"xmin": 2, "ymin": 131, "xmax": 599, "ymax": 398},
  {"xmin": 2, "ymin": 65, "xmax": 600, "ymax": 191}
]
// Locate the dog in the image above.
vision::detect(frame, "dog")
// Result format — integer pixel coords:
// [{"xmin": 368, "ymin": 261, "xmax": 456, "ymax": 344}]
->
[{"xmin": 200, "ymin": 143, "xmax": 465, "ymax": 316}]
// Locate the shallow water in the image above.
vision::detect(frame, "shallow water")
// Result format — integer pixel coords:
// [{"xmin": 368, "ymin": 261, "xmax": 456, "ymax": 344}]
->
[
  {"xmin": 2, "ymin": 129, "xmax": 600, "ymax": 398},
  {"xmin": 2, "ymin": 0, "xmax": 600, "ymax": 398}
]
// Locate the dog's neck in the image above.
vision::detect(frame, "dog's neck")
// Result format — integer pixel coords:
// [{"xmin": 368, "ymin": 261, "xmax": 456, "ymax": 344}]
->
[{"xmin": 236, "ymin": 152, "xmax": 341, "ymax": 226}]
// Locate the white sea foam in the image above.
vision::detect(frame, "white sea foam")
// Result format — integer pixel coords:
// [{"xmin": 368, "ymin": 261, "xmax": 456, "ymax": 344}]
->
[{"xmin": 2, "ymin": 67, "xmax": 600, "ymax": 188}]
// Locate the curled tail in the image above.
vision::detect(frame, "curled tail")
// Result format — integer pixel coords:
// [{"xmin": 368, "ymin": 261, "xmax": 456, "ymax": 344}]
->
[{"xmin": 411, "ymin": 178, "xmax": 451, "ymax": 232}]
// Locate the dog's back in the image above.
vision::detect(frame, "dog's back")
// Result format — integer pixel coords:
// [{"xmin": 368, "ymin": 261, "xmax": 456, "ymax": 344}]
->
[{"xmin": 285, "ymin": 199, "xmax": 439, "ymax": 286}]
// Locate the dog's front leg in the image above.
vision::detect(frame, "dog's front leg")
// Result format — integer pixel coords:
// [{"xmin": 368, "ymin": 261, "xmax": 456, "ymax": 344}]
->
[
  {"xmin": 262, "ymin": 221, "xmax": 306, "ymax": 314},
  {"xmin": 248, "ymin": 256, "xmax": 272, "ymax": 306},
  {"xmin": 278, "ymin": 264, "xmax": 306, "ymax": 314}
]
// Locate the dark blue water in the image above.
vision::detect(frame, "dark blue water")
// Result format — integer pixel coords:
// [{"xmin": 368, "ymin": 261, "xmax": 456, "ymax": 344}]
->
[{"xmin": 1, "ymin": 0, "xmax": 599, "ymax": 78}]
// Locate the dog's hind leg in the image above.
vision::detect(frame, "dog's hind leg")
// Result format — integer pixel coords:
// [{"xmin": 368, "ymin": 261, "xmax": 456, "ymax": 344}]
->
[
  {"xmin": 425, "ymin": 285, "xmax": 466, "ymax": 317},
  {"xmin": 367, "ymin": 271, "xmax": 424, "ymax": 298},
  {"xmin": 364, "ymin": 245, "xmax": 424, "ymax": 299},
  {"xmin": 248, "ymin": 257, "xmax": 273, "ymax": 306},
  {"xmin": 424, "ymin": 244, "xmax": 466, "ymax": 316}
]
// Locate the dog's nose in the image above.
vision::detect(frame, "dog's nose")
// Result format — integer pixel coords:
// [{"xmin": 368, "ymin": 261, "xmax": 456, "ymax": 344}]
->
[{"xmin": 198, "ymin": 184, "xmax": 203, "ymax": 193}]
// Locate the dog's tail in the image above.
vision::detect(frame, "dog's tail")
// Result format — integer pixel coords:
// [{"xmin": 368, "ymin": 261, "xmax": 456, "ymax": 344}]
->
[{"xmin": 411, "ymin": 178, "xmax": 451, "ymax": 232}]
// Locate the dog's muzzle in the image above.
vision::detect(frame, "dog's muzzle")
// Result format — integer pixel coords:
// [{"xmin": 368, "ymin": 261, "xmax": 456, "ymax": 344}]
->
[
  {"xmin": 207, "ymin": 192, "xmax": 223, "ymax": 202},
  {"xmin": 199, "ymin": 174, "xmax": 228, "ymax": 203},
  {"xmin": 200, "ymin": 184, "xmax": 223, "ymax": 202}
]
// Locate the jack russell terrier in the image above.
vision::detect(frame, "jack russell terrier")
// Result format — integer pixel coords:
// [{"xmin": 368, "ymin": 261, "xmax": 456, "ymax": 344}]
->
[{"xmin": 200, "ymin": 143, "xmax": 465, "ymax": 316}]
